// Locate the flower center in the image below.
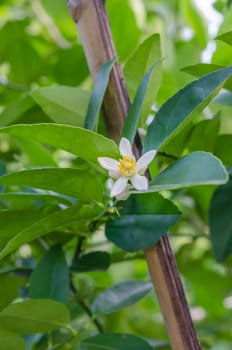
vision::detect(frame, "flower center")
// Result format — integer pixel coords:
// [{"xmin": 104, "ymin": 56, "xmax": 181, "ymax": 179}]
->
[{"xmin": 118, "ymin": 156, "xmax": 136, "ymax": 177}]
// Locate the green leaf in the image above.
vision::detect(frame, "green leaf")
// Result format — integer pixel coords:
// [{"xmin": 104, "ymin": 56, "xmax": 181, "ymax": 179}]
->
[
  {"xmin": 0, "ymin": 335, "xmax": 26, "ymax": 350},
  {"xmin": 188, "ymin": 117, "xmax": 220, "ymax": 152},
  {"xmin": 124, "ymin": 34, "xmax": 162, "ymax": 125},
  {"xmin": 0, "ymin": 192, "xmax": 73, "ymax": 206},
  {"xmin": 85, "ymin": 59, "xmax": 115, "ymax": 130},
  {"xmin": 0, "ymin": 124, "xmax": 119, "ymax": 168},
  {"xmin": 0, "ymin": 299, "xmax": 70, "ymax": 334},
  {"xmin": 0, "ymin": 168, "xmax": 103, "ymax": 202},
  {"xmin": 216, "ymin": 31, "xmax": 232, "ymax": 46},
  {"xmin": 121, "ymin": 62, "xmax": 161, "ymax": 143},
  {"xmin": 0, "ymin": 205, "xmax": 96, "ymax": 259},
  {"xmin": 106, "ymin": 193, "xmax": 181, "ymax": 251},
  {"xmin": 0, "ymin": 95, "xmax": 34, "ymax": 127},
  {"xmin": 181, "ymin": 63, "xmax": 232, "ymax": 91},
  {"xmin": 0, "ymin": 275, "xmax": 21, "ymax": 311},
  {"xmin": 80, "ymin": 333, "xmax": 153, "ymax": 350},
  {"xmin": 29, "ymin": 245, "xmax": 69, "ymax": 304},
  {"xmin": 144, "ymin": 66, "xmax": 232, "ymax": 152},
  {"xmin": 215, "ymin": 135, "xmax": 232, "ymax": 165},
  {"xmin": 149, "ymin": 152, "xmax": 228, "ymax": 191},
  {"xmin": 31, "ymin": 86, "xmax": 90, "ymax": 126},
  {"xmin": 92, "ymin": 280, "xmax": 152, "ymax": 316},
  {"xmin": 209, "ymin": 176, "xmax": 232, "ymax": 262},
  {"xmin": 19, "ymin": 138, "xmax": 57, "ymax": 167},
  {"xmin": 213, "ymin": 90, "xmax": 232, "ymax": 107},
  {"xmin": 71, "ymin": 252, "xmax": 111, "ymax": 273}
]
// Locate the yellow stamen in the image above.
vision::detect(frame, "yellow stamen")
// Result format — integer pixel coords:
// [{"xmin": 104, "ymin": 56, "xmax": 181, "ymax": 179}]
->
[{"xmin": 118, "ymin": 156, "xmax": 136, "ymax": 177}]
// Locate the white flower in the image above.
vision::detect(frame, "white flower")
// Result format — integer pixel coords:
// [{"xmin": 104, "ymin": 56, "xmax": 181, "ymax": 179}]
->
[{"xmin": 98, "ymin": 138, "xmax": 157, "ymax": 198}]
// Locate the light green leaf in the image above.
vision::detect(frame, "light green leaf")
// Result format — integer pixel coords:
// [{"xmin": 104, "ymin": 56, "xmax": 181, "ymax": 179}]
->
[
  {"xmin": 92, "ymin": 280, "xmax": 152, "ymax": 315},
  {"xmin": 19, "ymin": 138, "xmax": 57, "ymax": 167},
  {"xmin": 121, "ymin": 62, "xmax": 161, "ymax": 143},
  {"xmin": 209, "ymin": 176, "xmax": 232, "ymax": 262},
  {"xmin": 144, "ymin": 66, "xmax": 232, "ymax": 152},
  {"xmin": 0, "ymin": 299, "xmax": 70, "ymax": 334},
  {"xmin": 0, "ymin": 168, "xmax": 103, "ymax": 202},
  {"xmin": 80, "ymin": 333, "xmax": 153, "ymax": 350},
  {"xmin": 0, "ymin": 275, "xmax": 21, "ymax": 311},
  {"xmin": 0, "ymin": 205, "xmax": 96, "ymax": 259},
  {"xmin": 85, "ymin": 59, "xmax": 115, "ymax": 130},
  {"xmin": 106, "ymin": 193, "xmax": 180, "ymax": 252},
  {"xmin": 0, "ymin": 192, "xmax": 73, "ymax": 206},
  {"xmin": 0, "ymin": 123, "xmax": 119, "ymax": 167},
  {"xmin": 29, "ymin": 245, "xmax": 69, "ymax": 304},
  {"xmin": 31, "ymin": 86, "xmax": 90, "ymax": 126},
  {"xmin": 0, "ymin": 95, "xmax": 34, "ymax": 127},
  {"xmin": 124, "ymin": 34, "xmax": 162, "ymax": 125},
  {"xmin": 149, "ymin": 152, "xmax": 228, "ymax": 191}
]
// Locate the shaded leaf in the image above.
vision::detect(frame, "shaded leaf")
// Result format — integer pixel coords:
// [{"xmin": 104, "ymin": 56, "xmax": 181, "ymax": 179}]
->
[
  {"xmin": 149, "ymin": 152, "xmax": 228, "ymax": 191},
  {"xmin": 209, "ymin": 176, "xmax": 232, "ymax": 262},
  {"xmin": 144, "ymin": 66, "xmax": 232, "ymax": 152},
  {"xmin": 92, "ymin": 280, "xmax": 152, "ymax": 315},
  {"xmin": 29, "ymin": 245, "xmax": 69, "ymax": 304},
  {"xmin": 0, "ymin": 299, "xmax": 70, "ymax": 334},
  {"xmin": 85, "ymin": 59, "xmax": 115, "ymax": 130},
  {"xmin": 0, "ymin": 335, "xmax": 26, "ymax": 350},
  {"xmin": 71, "ymin": 252, "xmax": 111, "ymax": 273},
  {"xmin": 80, "ymin": 333, "xmax": 153, "ymax": 350},
  {"xmin": 216, "ymin": 31, "xmax": 232, "ymax": 46},
  {"xmin": 106, "ymin": 193, "xmax": 180, "ymax": 251},
  {"xmin": 215, "ymin": 135, "xmax": 232, "ymax": 165}
]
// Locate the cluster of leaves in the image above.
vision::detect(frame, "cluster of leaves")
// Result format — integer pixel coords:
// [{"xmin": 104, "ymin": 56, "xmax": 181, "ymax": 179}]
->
[{"xmin": 0, "ymin": 0, "xmax": 232, "ymax": 349}]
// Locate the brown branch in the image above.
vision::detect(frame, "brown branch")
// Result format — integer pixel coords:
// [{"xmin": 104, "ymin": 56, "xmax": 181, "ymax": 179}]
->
[{"xmin": 67, "ymin": 1, "xmax": 201, "ymax": 349}]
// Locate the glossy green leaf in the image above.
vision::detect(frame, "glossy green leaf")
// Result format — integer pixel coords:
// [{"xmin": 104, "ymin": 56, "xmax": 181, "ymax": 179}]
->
[
  {"xmin": 85, "ymin": 59, "xmax": 115, "ymax": 130},
  {"xmin": 0, "ymin": 204, "xmax": 96, "ymax": 259},
  {"xmin": 209, "ymin": 176, "xmax": 232, "ymax": 262},
  {"xmin": 106, "ymin": 193, "xmax": 181, "ymax": 251},
  {"xmin": 215, "ymin": 135, "xmax": 232, "ymax": 165},
  {"xmin": 0, "ymin": 123, "xmax": 119, "ymax": 167},
  {"xmin": 144, "ymin": 66, "xmax": 232, "ymax": 152},
  {"xmin": 71, "ymin": 252, "xmax": 111, "ymax": 273},
  {"xmin": 0, "ymin": 299, "xmax": 70, "ymax": 334},
  {"xmin": 0, "ymin": 335, "xmax": 26, "ymax": 350},
  {"xmin": 92, "ymin": 280, "xmax": 152, "ymax": 315},
  {"xmin": 216, "ymin": 31, "xmax": 232, "ymax": 46},
  {"xmin": 121, "ymin": 62, "xmax": 161, "ymax": 143},
  {"xmin": 181, "ymin": 63, "xmax": 232, "ymax": 91},
  {"xmin": 0, "ymin": 168, "xmax": 103, "ymax": 202},
  {"xmin": 0, "ymin": 192, "xmax": 73, "ymax": 206},
  {"xmin": 213, "ymin": 90, "xmax": 232, "ymax": 107},
  {"xmin": 29, "ymin": 245, "xmax": 69, "ymax": 304},
  {"xmin": 149, "ymin": 152, "xmax": 228, "ymax": 191},
  {"xmin": 124, "ymin": 34, "xmax": 162, "ymax": 125},
  {"xmin": 32, "ymin": 86, "xmax": 90, "ymax": 126},
  {"xmin": 80, "ymin": 333, "xmax": 153, "ymax": 350}
]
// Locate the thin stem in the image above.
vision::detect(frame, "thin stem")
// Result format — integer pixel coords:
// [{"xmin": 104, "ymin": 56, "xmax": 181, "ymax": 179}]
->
[{"xmin": 157, "ymin": 151, "xmax": 179, "ymax": 161}]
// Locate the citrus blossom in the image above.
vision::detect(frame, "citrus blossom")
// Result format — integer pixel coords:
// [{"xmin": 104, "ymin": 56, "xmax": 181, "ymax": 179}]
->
[{"xmin": 98, "ymin": 138, "xmax": 156, "ymax": 198}]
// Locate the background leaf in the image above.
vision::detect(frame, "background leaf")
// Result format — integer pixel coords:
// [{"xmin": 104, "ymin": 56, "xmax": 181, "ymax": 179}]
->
[
  {"xmin": 71, "ymin": 252, "xmax": 111, "ymax": 273},
  {"xmin": 0, "ymin": 299, "xmax": 70, "ymax": 333},
  {"xmin": 29, "ymin": 245, "xmax": 69, "ymax": 304},
  {"xmin": 0, "ymin": 335, "xmax": 26, "ymax": 350},
  {"xmin": 92, "ymin": 280, "xmax": 152, "ymax": 315}
]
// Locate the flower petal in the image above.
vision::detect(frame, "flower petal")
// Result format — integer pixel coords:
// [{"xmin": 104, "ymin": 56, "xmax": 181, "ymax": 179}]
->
[
  {"xmin": 110, "ymin": 177, "xmax": 128, "ymax": 197},
  {"xmin": 98, "ymin": 157, "xmax": 118, "ymax": 171},
  {"xmin": 131, "ymin": 174, "xmax": 148, "ymax": 190},
  {"xmin": 137, "ymin": 150, "xmax": 157, "ymax": 174},
  {"xmin": 116, "ymin": 187, "xmax": 130, "ymax": 201},
  {"xmin": 109, "ymin": 169, "xmax": 120, "ymax": 179},
  {"xmin": 119, "ymin": 138, "xmax": 134, "ymax": 159}
]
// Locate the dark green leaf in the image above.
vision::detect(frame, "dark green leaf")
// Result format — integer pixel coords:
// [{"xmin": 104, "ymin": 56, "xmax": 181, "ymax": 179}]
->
[
  {"xmin": 80, "ymin": 333, "xmax": 153, "ymax": 350},
  {"xmin": 71, "ymin": 252, "xmax": 111, "ymax": 273},
  {"xmin": 29, "ymin": 245, "xmax": 69, "ymax": 304},
  {"xmin": 149, "ymin": 152, "xmax": 228, "ymax": 191},
  {"xmin": 0, "ymin": 168, "xmax": 103, "ymax": 202},
  {"xmin": 188, "ymin": 117, "xmax": 220, "ymax": 152},
  {"xmin": 209, "ymin": 176, "xmax": 232, "ymax": 262},
  {"xmin": 216, "ymin": 31, "xmax": 232, "ymax": 46},
  {"xmin": 0, "ymin": 299, "xmax": 70, "ymax": 334},
  {"xmin": 121, "ymin": 62, "xmax": 161, "ymax": 143},
  {"xmin": 144, "ymin": 66, "xmax": 232, "ymax": 152},
  {"xmin": 85, "ymin": 59, "xmax": 115, "ymax": 130},
  {"xmin": 0, "ymin": 124, "xmax": 119, "ymax": 168},
  {"xmin": 0, "ymin": 275, "xmax": 21, "ymax": 311},
  {"xmin": 92, "ymin": 280, "xmax": 152, "ymax": 315},
  {"xmin": 215, "ymin": 135, "xmax": 232, "ymax": 165},
  {"xmin": 106, "ymin": 193, "xmax": 180, "ymax": 251},
  {"xmin": 32, "ymin": 86, "xmax": 90, "ymax": 126}
]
